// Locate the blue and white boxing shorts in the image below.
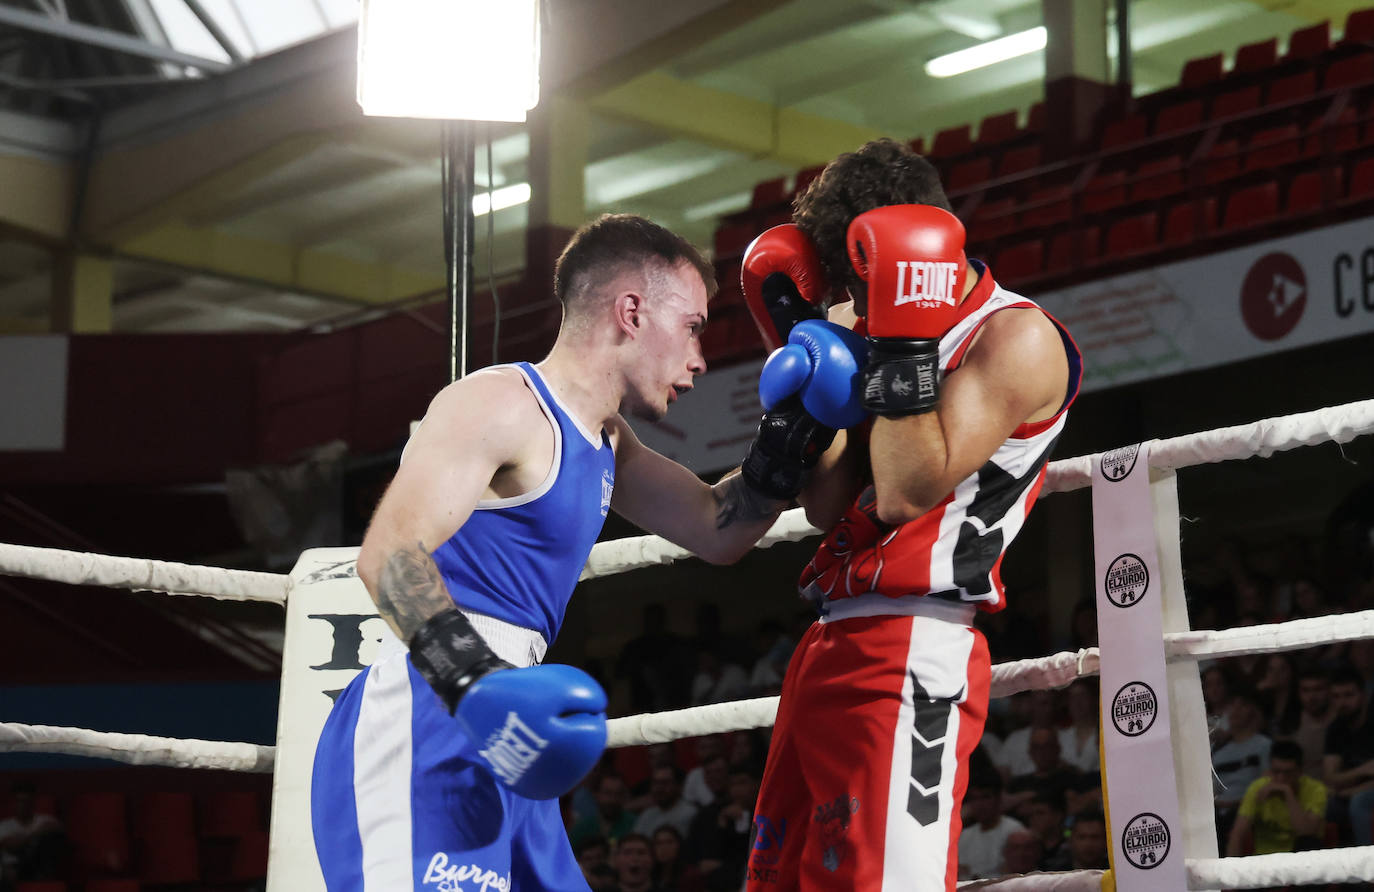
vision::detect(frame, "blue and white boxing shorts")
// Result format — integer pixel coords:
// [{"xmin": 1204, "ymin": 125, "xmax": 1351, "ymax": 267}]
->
[{"xmin": 311, "ymin": 615, "xmax": 587, "ymax": 892}]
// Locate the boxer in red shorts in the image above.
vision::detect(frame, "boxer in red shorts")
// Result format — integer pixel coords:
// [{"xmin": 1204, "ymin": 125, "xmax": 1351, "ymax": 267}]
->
[{"xmin": 740, "ymin": 138, "xmax": 1083, "ymax": 891}]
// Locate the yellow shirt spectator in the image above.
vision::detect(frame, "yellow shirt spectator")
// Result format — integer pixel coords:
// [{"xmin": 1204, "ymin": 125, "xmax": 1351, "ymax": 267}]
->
[{"xmin": 1236, "ymin": 773, "xmax": 1327, "ymax": 855}]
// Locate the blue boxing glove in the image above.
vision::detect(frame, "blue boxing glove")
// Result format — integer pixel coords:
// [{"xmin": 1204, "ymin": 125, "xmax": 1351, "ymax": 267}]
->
[
  {"xmin": 409, "ymin": 608, "xmax": 606, "ymax": 800},
  {"xmin": 742, "ymin": 320, "xmax": 868, "ymax": 501}
]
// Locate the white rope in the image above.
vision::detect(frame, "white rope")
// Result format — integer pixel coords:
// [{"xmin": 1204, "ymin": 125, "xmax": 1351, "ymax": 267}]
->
[
  {"xmin": 1042, "ymin": 398, "xmax": 1374, "ymax": 494},
  {"xmin": 0, "ymin": 542, "xmax": 289, "ymax": 603},
  {"xmin": 607, "ymin": 697, "xmax": 778, "ymax": 749},
  {"xmin": 0, "ymin": 722, "xmax": 274, "ymax": 772}
]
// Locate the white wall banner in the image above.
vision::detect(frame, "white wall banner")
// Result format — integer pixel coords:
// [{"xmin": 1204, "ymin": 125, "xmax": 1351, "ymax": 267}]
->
[
  {"xmin": 635, "ymin": 217, "xmax": 1374, "ymax": 474},
  {"xmin": 0, "ymin": 335, "xmax": 66, "ymax": 451},
  {"xmin": 1092, "ymin": 443, "xmax": 1187, "ymax": 890}
]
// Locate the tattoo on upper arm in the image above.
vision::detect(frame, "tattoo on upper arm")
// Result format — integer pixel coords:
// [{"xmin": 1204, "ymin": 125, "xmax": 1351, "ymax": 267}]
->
[
  {"xmin": 712, "ymin": 473, "xmax": 783, "ymax": 530},
  {"xmin": 375, "ymin": 543, "xmax": 453, "ymax": 642}
]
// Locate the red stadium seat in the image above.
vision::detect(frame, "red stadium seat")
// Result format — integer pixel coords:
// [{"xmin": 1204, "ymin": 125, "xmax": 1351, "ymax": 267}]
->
[
  {"xmin": 1267, "ymin": 70, "xmax": 1317, "ymax": 105},
  {"xmin": 1304, "ymin": 104, "xmax": 1365, "ymax": 156},
  {"xmin": 1045, "ymin": 227, "xmax": 1100, "ymax": 274},
  {"xmin": 1027, "ymin": 102, "xmax": 1045, "ymax": 131},
  {"xmin": 197, "ymin": 790, "xmax": 263, "ymax": 839},
  {"xmin": 1234, "ymin": 38, "xmax": 1279, "ymax": 74},
  {"xmin": 1286, "ymin": 22, "xmax": 1330, "ymax": 61},
  {"xmin": 713, "ymin": 222, "xmax": 755, "ymax": 259},
  {"xmin": 1212, "ymin": 86, "xmax": 1262, "ymax": 118},
  {"xmin": 1105, "ymin": 213, "xmax": 1159, "ymax": 258},
  {"xmin": 995, "ymin": 144, "xmax": 1041, "ymax": 178},
  {"xmin": 1163, "ymin": 199, "xmax": 1216, "ymax": 245},
  {"xmin": 1203, "ymin": 139, "xmax": 1242, "ymax": 183},
  {"xmin": 1222, "ymin": 181, "xmax": 1280, "ymax": 230},
  {"xmin": 969, "ymin": 198, "xmax": 1019, "ymax": 242},
  {"xmin": 1022, "ymin": 185, "xmax": 1073, "ymax": 228},
  {"xmin": 66, "ymin": 792, "xmax": 130, "ymax": 875},
  {"xmin": 992, "ymin": 240, "xmax": 1043, "ymax": 283},
  {"xmin": 1345, "ymin": 8, "xmax": 1374, "ymax": 44},
  {"xmin": 1245, "ymin": 125, "xmax": 1302, "ymax": 170},
  {"xmin": 1154, "ymin": 100, "xmax": 1204, "ymax": 135},
  {"xmin": 931, "ymin": 125, "xmax": 973, "ymax": 158},
  {"xmin": 1081, "ymin": 171, "xmax": 1128, "ymax": 214},
  {"xmin": 947, "ymin": 157, "xmax": 993, "ymax": 192},
  {"xmin": 1286, "ymin": 169, "xmax": 1340, "ymax": 214},
  {"xmin": 909, "ymin": 136, "xmax": 925, "ymax": 155},
  {"xmin": 977, "ymin": 110, "xmax": 1020, "ymax": 145},
  {"xmin": 1323, "ymin": 54, "xmax": 1374, "ymax": 90},
  {"xmin": 1350, "ymin": 157, "xmax": 1374, "ymax": 199},
  {"xmin": 229, "ymin": 831, "xmax": 270, "ymax": 881},
  {"xmin": 1180, "ymin": 53, "xmax": 1224, "ymax": 88},
  {"xmin": 1101, "ymin": 114, "xmax": 1148, "ymax": 149},
  {"xmin": 750, "ymin": 177, "xmax": 788, "ymax": 209},
  {"xmin": 1130, "ymin": 156, "xmax": 1186, "ymax": 202}
]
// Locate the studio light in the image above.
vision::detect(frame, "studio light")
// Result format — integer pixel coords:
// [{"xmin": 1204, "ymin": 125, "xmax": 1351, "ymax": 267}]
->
[
  {"xmin": 925, "ymin": 26, "xmax": 1047, "ymax": 78},
  {"xmin": 357, "ymin": 0, "xmax": 540, "ymax": 121},
  {"xmin": 474, "ymin": 183, "xmax": 530, "ymax": 216}
]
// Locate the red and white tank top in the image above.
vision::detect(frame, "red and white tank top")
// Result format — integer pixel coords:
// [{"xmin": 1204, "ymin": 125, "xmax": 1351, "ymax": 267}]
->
[{"xmin": 799, "ymin": 261, "xmax": 1083, "ymax": 613}]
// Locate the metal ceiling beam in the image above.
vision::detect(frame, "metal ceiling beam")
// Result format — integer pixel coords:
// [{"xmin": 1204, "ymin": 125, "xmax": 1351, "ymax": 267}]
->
[
  {"xmin": 292, "ymin": 186, "xmax": 438, "ymax": 249},
  {"xmin": 185, "ymin": 155, "xmax": 401, "ymax": 226},
  {"xmin": 0, "ymin": 3, "xmax": 229, "ymax": 72},
  {"xmin": 591, "ymin": 72, "xmax": 884, "ymax": 168}
]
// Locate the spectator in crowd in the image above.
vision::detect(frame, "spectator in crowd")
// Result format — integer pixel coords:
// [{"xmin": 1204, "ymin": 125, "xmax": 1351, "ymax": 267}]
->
[
  {"xmin": 690, "ymin": 648, "xmax": 749, "ymax": 706},
  {"xmin": 1059, "ymin": 679, "xmax": 1100, "ymax": 774},
  {"xmin": 0, "ymin": 781, "xmax": 64, "ymax": 889},
  {"xmin": 1226, "ymin": 740, "xmax": 1327, "ymax": 856},
  {"xmin": 1349, "ymin": 639, "xmax": 1374, "ymax": 698},
  {"xmin": 747, "ymin": 620, "xmax": 793, "ymax": 696},
  {"xmin": 572, "ymin": 753, "xmax": 619, "ymax": 826},
  {"xmin": 1004, "ymin": 728, "xmax": 1082, "ymax": 819},
  {"xmin": 627, "ymin": 743, "xmax": 678, "ymax": 812},
  {"xmin": 650, "ymin": 825, "xmax": 703, "ymax": 892},
  {"xmin": 1064, "ymin": 597, "xmax": 1098, "ymax": 651},
  {"xmin": 683, "ymin": 750, "xmax": 729, "ymax": 810},
  {"xmin": 1213, "ymin": 686, "xmax": 1273, "ymax": 840},
  {"xmin": 1257, "ymin": 653, "xmax": 1301, "ymax": 737},
  {"xmin": 999, "ymin": 829, "xmax": 1042, "ymax": 876},
  {"xmin": 1027, "ymin": 791, "xmax": 1070, "ymax": 871},
  {"xmin": 1322, "ymin": 667, "xmax": 1374, "ymax": 845},
  {"xmin": 727, "ymin": 730, "xmax": 767, "ymax": 778},
  {"xmin": 571, "ymin": 773, "xmax": 638, "ymax": 849},
  {"xmin": 575, "ymin": 835, "xmax": 617, "ymax": 892},
  {"xmin": 1203, "ymin": 664, "xmax": 1235, "ymax": 742},
  {"xmin": 616, "ymin": 603, "xmax": 695, "ymax": 713},
  {"xmin": 633, "ymin": 765, "xmax": 697, "ymax": 839},
  {"xmin": 1066, "ymin": 810, "xmax": 1109, "ymax": 871},
  {"xmin": 1275, "ymin": 666, "xmax": 1335, "ymax": 779},
  {"xmin": 958, "ymin": 770, "xmax": 1026, "ymax": 880},
  {"xmin": 996, "ymin": 690, "xmax": 1059, "ymax": 779},
  {"xmin": 687, "ymin": 769, "xmax": 757, "ymax": 891},
  {"xmin": 612, "ymin": 833, "xmax": 659, "ymax": 892}
]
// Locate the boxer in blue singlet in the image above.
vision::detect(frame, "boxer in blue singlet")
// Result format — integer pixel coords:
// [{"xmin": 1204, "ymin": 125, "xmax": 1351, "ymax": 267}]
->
[{"xmin": 311, "ymin": 214, "xmax": 856, "ymax": 892}]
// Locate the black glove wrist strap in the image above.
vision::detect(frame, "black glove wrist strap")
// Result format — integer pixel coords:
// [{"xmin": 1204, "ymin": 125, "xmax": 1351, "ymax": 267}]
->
[
  {"xmin": 862, "ymin": 337, "xmax": 941, "ymax": 416},
  {"xmin": 409, "ymin": 608, "xmax": 514, "ymax": 714},
  {"xmin": 741, "ymin": 401, "xmax": 836, "ymax": 501}
]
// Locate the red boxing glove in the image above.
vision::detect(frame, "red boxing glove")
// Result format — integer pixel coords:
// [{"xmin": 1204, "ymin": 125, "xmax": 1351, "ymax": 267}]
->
[
  {"xmin": 742, "ymin": 224, "xmax": 828, "ymax": 351},
  {"xmin": 847, "ymin": 205, "xmax": 968, "ymax": 416}
]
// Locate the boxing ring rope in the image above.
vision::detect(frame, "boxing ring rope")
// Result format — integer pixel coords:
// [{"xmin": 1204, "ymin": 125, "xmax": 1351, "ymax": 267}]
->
[{"xmin": 3, "ymin": 398, "xmax": 1374, "ymax": 891}]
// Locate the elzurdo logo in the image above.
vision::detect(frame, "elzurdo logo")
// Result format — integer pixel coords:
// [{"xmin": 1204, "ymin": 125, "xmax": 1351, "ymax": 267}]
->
[{"xmin": 1099, "ymin": 444, "xmax": 1139, "ymax": 482}]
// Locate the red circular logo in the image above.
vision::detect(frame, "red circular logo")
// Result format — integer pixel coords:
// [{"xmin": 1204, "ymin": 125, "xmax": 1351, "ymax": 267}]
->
[{"xmin": 1240, "ymin": 252, "xmax": 1306, "ymax": 341}]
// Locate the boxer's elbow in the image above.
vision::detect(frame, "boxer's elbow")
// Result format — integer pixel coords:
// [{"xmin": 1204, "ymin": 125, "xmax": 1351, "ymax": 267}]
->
[{"xmin": 874, "ymin": 487, "xmax": 931, "ymax": 526}]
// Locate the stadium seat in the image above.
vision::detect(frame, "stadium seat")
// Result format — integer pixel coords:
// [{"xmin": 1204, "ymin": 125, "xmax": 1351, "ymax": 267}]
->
[
  {"xmin": 1203, "ymin": 139, "xmax": 1243, "ymax": 183},
  {"xmin": 1022, "ymin": 185, "xmax": 1073, "ymax": 228},
  {"xmin": 750, "ymin": 177, "xmax": 787, "ymax": 209},
  {"xmin": 992, "ymin": 240, "xmax": 1043, "ymax": 283},
  {"xmin": 1345, "ymin": 8, "xmax": 1374, "ymax": 44},
  {"xmin": 1180, "ymin": 53, "xmax": 1224, "ymax": 89},
  {"xmin": 1222, "ymin": 181, "xmax": 1280, "ymax": 230},
  {"xmin": 1285, "ymin": 22, "xmax": 1330, "ymax": 61},
  {"xmin": 197, "ymin": 790, "xmax": 263, "ymax": 839},
  {"xmin": 969, "ymin": 198, "xmax": 1020, "ymax": 242},
  {"xmin": 1286, "ymin": 169, "xmax": 1341, "ymax": 214},
  {"xmin": 1081, "ymin": 171, "xmax": 1128, "ymax": 213},
  {"xmin": 1304, "ymin": 104, "xmax": 1365, "ymax": 156},
  {"xmin": 1101, "ymin": 114, "xmax": 1148, "ymax": 149},
  {"xmin": 66, "ymin": 792, "xmax": 130, "ymax": 875},
  {"xmin": 1163, "ymin": 199, "xmax": 1217, "ymax": 245},
  {"xmin": 1235, "ymin": 38, "xmax": 1279, "ymax": 74},
  {"xmin": 1045, "ymin": 227, "xmax": 1100, "ymax": 275},
  {"xmin": 1154, "ymin": 100, "xmax": 1204, "ymax": 135},
  {"xmin": 995, "ymin": 144, "xmax": 1042, "ymax": 178},
  {"xmin": 713, "ymin": 222, "xmax": 755, "ymax": 259},
  {"xmin": 1130, "ymin": 156, "xmax": 1186, "ymax": 202},
  {"xmin": 1350, "ymin": 156, "xmax": 1374, "ymax": 199},
  {"xmin": 1323, "ymin": 54, "xmax": 1374, "ymax": 90},
  {"xmin": 1267, "ymin": 70, "xmax": 1317, "ymax": 105},
  {"xmin": 977, "ymin": 110, "xmax": 1020, "ymax": 145},
  {"xmin": 1027, "ymin": 102, "xmax": 1045, "ymax": 130},
  {"xmin": 1212, "ymin": 86, "xmax": 1262, "ymax": 118},
  {"xmin": 229, "ymin": 832, "xmax": 270, "ymax": 881},
  {"xmin": 948, "ymin": 157, "xmax": 993, "ymax": 192},
  {"xmin": 931, "ymin": 125, "xmax": 973, "ymax": 158},
  {"xmin": 1104, "ymin": 212, "xmax": 1160, "ymax": 259},
  {"xmin": 1245, "ymin": 125, "xmax": 1302, "ymax": 170}
]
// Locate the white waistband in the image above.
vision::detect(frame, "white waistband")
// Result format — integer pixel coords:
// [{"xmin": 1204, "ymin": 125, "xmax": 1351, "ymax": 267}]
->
[
  {"xmin": 374, "ymin": 610, "xmax": 548, "ymax": 669},
  {"xmin": 818, "ymin": 592, "xmax": 977, "ymax": 626}
]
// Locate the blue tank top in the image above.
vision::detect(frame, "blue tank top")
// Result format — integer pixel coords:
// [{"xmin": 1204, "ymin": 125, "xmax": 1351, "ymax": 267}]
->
[{"xmin": 430, "ymin": 362, "xmax": 616, "ymax": 644}]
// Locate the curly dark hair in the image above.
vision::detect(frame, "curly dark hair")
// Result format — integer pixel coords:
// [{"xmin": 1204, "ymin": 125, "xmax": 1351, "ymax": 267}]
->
[{"xmin": 793, "ymin": 138, "xmax": 952, "ymax": 294}]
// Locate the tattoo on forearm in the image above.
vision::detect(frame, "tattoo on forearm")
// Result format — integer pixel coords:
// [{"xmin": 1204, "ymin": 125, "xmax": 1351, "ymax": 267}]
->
[
  {"xmin": 375, "ymin": 543, "xmax": 453, "ymax": 642},
  {"xmin": 713, "ymin": 473, "xmax": 783, "ymax": 530}
]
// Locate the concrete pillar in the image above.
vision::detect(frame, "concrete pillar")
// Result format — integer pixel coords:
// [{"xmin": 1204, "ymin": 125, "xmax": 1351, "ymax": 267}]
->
[
  {"xmin": 51, "ymin": 252, "xmax": 113, "ymax": 333},
  {"xmin": 1042, "ymin": 0, "xmax": 1116, "ymax": 158}
]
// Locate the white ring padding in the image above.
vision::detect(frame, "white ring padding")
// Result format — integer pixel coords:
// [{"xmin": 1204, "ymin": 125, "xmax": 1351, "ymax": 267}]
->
[
  {"xmin": 606, "ymin": 697, "xmax": 778, "ymax": 749},
  {"xmin": 0, "ymin": 542, "xmax": 289, "ymax": 603},
  {"xmin": 580, "ymin": 399, "xmax": 1374, "ymax": 580},
  {"xmin": 1042, "ymin": 398, "xmax": 1374, "ymax": 494},
  {"xmin": 0, "ymin": 722, "xmax": 274, "ymax": 772},
  {"xmin": 956, "ymin": 871, "xmax": 1102, "ymax": 890}
]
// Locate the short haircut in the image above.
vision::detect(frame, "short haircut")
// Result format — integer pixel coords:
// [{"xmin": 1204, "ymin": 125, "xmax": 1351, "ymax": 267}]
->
[
  {"xmin": 1271, "ymin": 739, "xmax": 1304, "ymax": 764},
  {"xmin": 793, "ymin": 138, "xmax": 953, "ymax": 292},
  {"xmin": 574, "ymin": 835, "xmax": 609, "ymax": 858},
  {"xmin": 1072, "ymin": 809, "xmax": 1106, "ymax": 829},
  {"xmin": 1229, "ymin": 683, "xmax": 1263, "ymax": 709},
  {"xmin": 1031, "ymin": 790, "xmax": 1066, "ymax": 813},
  {"xmin": 553, "ymin": 213, "xmax": 716, "ymax": 310},
  {"xmin": 1298, "ymin": 666, "xmax": 1330, "ymax": 684},
  {"xmin": 1331, "ymin": 666, "xmax": 1365, "ymax": 690},
  {"xmin": 616, "ymin": 832, "xmax": 652, "ymax": 852}
]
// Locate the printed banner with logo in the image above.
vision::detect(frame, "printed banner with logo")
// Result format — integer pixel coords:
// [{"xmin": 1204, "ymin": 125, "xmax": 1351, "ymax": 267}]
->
[
  {"xmin": 632, "ymin": 217, "xmax": 1374, "ymax": 474},
  {"xmin": 1092, "ymin": 443, "xmax": 1187, "ymax": 890}
]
